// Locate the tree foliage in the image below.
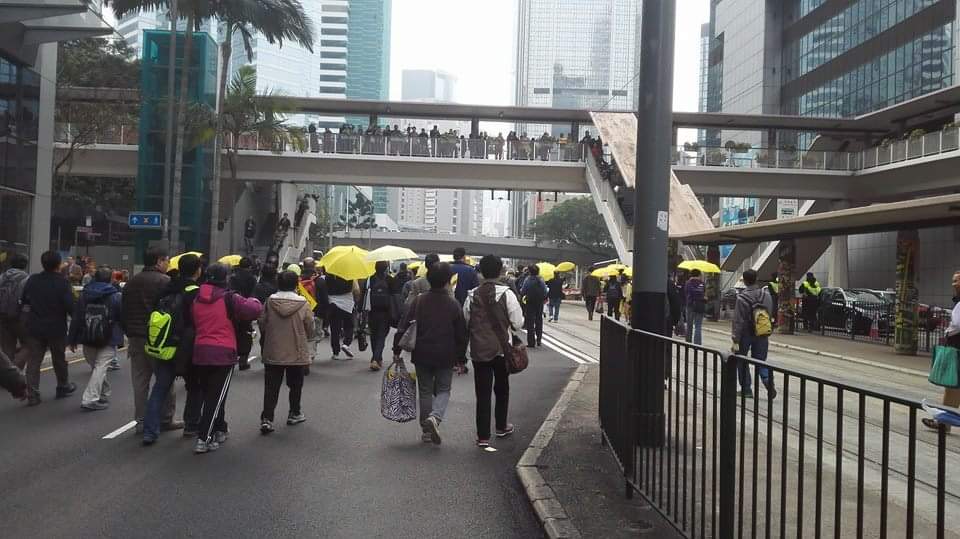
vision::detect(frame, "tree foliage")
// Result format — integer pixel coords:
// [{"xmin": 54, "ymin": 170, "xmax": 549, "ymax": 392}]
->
[
  {"xmin": 529, "ymin": 196, "xmax": 615, "ymax": 256},
  {"xmin": 338, "ymin": 192, "xmax": 376, "ymax": 231}
]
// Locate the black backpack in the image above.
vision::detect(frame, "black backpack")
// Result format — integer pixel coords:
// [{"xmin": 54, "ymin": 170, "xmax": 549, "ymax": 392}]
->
[
  {"xmin": 0, "ymin": 272, "xmax": 27, "ymax": 319},
  {"xmin": 369, "ymin": 275, "xmax": 392, "ymax": 311},
  {"xmin": 81, "ymin": 294, "xmax": 115, "ymax": 347},
  {"xmin": 525, "ymin": 277, "xmax": 547, "ymax": 304}
]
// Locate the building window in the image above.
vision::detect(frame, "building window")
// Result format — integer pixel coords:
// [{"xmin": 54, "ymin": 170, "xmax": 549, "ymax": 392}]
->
[{"xmin": 0, "ymin": 188, "xmax": 32, "ymax": 269}]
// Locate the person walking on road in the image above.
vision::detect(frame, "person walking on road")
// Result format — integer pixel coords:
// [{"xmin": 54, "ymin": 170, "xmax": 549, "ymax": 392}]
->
[
  {"xmin": 191, "ymin": 263, "xmax": 263, "ymax": 454},
  {"xmin": 732, "ymin": 269, "xmax": 777, "ymax": 400},
  {"xmin": 799, "ymin": 272, "xmax": 822, "ymax": 332},
  {"xmin": 450, "ymin": 247, "xmax": 479, "ymax": 306},
  {"xmin": 68, "ymin": 267, "xmax": 122, "ymax": 411},
  {"xmin": 326, "ymin": 273, "xmax": 356, "ymax": 360},
  {"xmin": 230, "ymin": 257, "xmax": 257, "ymax": 371},
  {"xmin": 581, "ymin": 272, "xmax": 601, "ymax": 321},
  {"xmin": 0, "ymin": 253, "xmax": 29, "ymax": 361},
  {"xmin": 0, "ymin": 349, "xmax": 26, "ymax": 400},
  {"xmin": 122, "ymin": 247, "xmax": 181, "ymax": 432},
  {"xmin": 243, "ymin": 216, "xmax": 257, "ymax": 255},
  {"xmin": 392, "ymin": 262, "xmax": 467, "ymax": 445},
  {"xmin": 603, "ymin": 273, "xmax": 625, "ymax": 320},
  {"xmin": 20, "ymin": 251, "xmax": 76, "ymax": 405},
  {"xmin": 519, "ymin": 265, "xmax": 547, "ymax": 347},
  {"xmin": 922, "ymin": 270, "xmax": 960, "ymax": 432},
  {"xmin": 546, "ymin": 273, "xmax": 565, "ymax": 322},
  {"xmin": 362, "ymin": 261, "xmax": 398, "ymax": 371},
  {"xmin": 258, "ymin": 270, "xmax": 315, "ymax": 434},
  {"xmin": 683, "ymin": 269, "xmax": 706, "ymax": 345},
  {"xmin": 464, "ymin": 255, "xmax": 524, "ymax": 449},
  {"xmin": 144, "ymin": 254, "xmax": 202, "ymax": 444}
]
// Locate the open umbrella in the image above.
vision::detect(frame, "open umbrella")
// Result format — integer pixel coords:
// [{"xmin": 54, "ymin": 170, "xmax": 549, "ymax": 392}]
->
[
  {"xmin": 556, "ymin": 261, "xmax": 576, "ymax": 273},
  {"xmin": 366, "ymin": 245, "xmax": 418, "ymax": 262},
  {"xmin": 169, "ymin": 251, "xmax": 203, "ymax": 271},
  {"xmin": 536, "ymin": 262, "xmax": 557, "ymax": 281},
  {"xmin": 218, "ymin": 254, "xmax": 243, "ymax": 267},
  {"xmin": 591, "ymin": 264, "xmax": 632, "ymax": 278},
  {"xmin": 678, "ymin": 260, "xmax": 722, "ymax": 274},
  {"xmin": 320, "ymin": 246, "xmax": 375, "ymax": 280}
]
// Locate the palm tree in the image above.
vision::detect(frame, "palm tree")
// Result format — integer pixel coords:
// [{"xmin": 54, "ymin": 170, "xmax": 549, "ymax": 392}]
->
[{"xmin": 209, "ymin": 0, "xmax": 314, "ymax": 257}]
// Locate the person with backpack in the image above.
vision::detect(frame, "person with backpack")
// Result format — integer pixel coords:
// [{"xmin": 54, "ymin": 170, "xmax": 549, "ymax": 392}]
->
[
  {"xmin": 392, "ymin": 262, "xmax": 467, "ymax": 445},
  {"xmin": 142, "ymin": 254, "xmax": 202, "ymax": 445},
  {"xmin": 326, "ymin": 272, "xmax": 356, "ymax": 360},
  {"xmin": 230, "ymin": 257, "xmax": 257, "ymax": 372},
  {"xmin": 0, "ymin": 253, "xmax": 29, "ymax": 362},
  {"xmin": 394, "ymin": 262, "xmax": 412, "ymax": 291},
  {"xmin": 603, "ymin": 273, "xmax": 625, "ymax": 320},
  {"xmin": 519, "ymin": 264, "xmax": 548, "ymax": 347},
  {"xmin": 190, "ymin": 264, "xmax": 262, "ymax": 454},
  {"xmin": 463, "ymin": 255, "xmax": 524, "ymax": 449},
  {"xmin": 67, "ymin": 267, "xmax": 122, "ymax": 411},
  {"xmin": 451, "ymin": 247, "xmax": 480, "ymax": 306},
  {"xmin": 732, "ymin": 269, "xmax": 776, "ymax": 400},
  {"xmin": 20, "ymin": 251, "xmax": 76, "ymax": 405},
  {"xmin": 122, "ymin": 247, "xmax": 180, "ymax": 432},
  {"xmin": 581, "ymin": 272, "xmax": 601, "ymax": 321},
  {"xmin": 683, "ymin": 269, "xmax": 707, "ymax": 345},
  {"xmin": 258, "ymin": 270, "xmax": 315, "ymax": 434},
  {"xmin": 363, "ymin": 261, "xmax": 399, "ymax": 371}
]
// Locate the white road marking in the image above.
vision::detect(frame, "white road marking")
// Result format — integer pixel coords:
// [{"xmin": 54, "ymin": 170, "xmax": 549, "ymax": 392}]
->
[
  {"xmin": 540, "ymin": 333, "xmax": 600, "ymax": 364},
  {"xmin": 539, "ymin": 338, "xmax": 589, "ymax": 364},
  {"xmin": 102, "ymin": 420, "xmax": 137, "ymax": 440}
]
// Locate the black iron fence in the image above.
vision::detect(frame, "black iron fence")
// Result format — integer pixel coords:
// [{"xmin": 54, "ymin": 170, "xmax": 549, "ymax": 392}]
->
[
  {"xmin": 598, "ymin": 316, "xmax": 956, "ymax": 539},
  {"xmin": 799, "ymin": 298, "xmax": 952, "ymax": 353}
]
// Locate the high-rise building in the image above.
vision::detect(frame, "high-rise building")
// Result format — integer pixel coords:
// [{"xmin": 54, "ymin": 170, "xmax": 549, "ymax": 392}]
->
[
  {"xmin": 117, "ymin": 10, "xmax": 220, "ymax": 57},
  {"xmin": 510, "ymin": 0, "xmax": 640, "ymax": 238},
  {"xmin": 704, "ymin": 0, "xmax": 960, "ymax": 305},
  {"xmin": 402, "ymin": 69, "xmax": 456, "ymax": 102},
  {"xmin": 345, "ymin": 0, "xmax": 391, "ymax": 102}
]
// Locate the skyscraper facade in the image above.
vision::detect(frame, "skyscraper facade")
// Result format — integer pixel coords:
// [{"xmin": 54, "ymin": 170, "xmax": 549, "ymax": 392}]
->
[
  {"xmin": 345, "ymin": 0, "xmax": 391, "ymax": 102},
  {"xmin": 510, "ymin": 0, "xmax": 640, "ymax": 238}
]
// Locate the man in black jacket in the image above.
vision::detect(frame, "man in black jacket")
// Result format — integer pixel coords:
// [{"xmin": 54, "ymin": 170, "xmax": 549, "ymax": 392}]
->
[
  {"xmin": 20, "ymin": 251, "xmax": 76, "ymax": 405},
  {"xmin": 230, "ymin": 257, "xmax": 257, "ymax": 371}
]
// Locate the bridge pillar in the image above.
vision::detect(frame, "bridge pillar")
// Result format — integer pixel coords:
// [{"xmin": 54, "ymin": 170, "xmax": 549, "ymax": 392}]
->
[
  {"xmin": 470, "ymin": 117, "xmax": 480, "ymax": 137},
  {"xmin": 828, "ymin": 201, "xmax": 851, "ymax": 288},
  {"xmin": 706, "ymin": 245, "xmax": 721, "ymax": 321},
  {"xmin": 777, "ymin": 239, "xmax": 796, "ymax": 334},
  {"xmin": 571, "ymin": 122, "xmax": 580, "ymax": 140},
  {"xmin": 369, "ymin": 113, "xmax": 379, "ymax": 128}
]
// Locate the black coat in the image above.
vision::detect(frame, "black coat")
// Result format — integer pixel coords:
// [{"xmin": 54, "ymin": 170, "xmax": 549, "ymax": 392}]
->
[
  {"xmin": 393, "ymin": 289, "xmax": 467, "ymax": 368},
  {"xmin": 21, "ymin": 271, "xmax": 75, "ymax": 340}
]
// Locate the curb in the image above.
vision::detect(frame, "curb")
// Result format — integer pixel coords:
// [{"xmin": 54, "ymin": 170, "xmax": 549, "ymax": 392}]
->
[
  {"xmin": 701, "ymin": 326, "xmax": 928, "ymax": 378},
  {"xmin": 517, "ymin": 364, "xmax": 589, "ymax": 539}
]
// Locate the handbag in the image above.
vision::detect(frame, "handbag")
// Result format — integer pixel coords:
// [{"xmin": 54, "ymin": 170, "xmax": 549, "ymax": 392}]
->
[
  {"xmin": 482, "ymin": 285, "xmax": 528, "ymax": 374},
  {"xmin": 929, "ymin": 345, "xmax": 960, "ymax": 388},
  {"xmin": 380, "ymin": 357, "xmax": 417, "ymax": 423},
  {"xmin": 397, "ymin": 296, "xmax": 421, "ymax": 353}
]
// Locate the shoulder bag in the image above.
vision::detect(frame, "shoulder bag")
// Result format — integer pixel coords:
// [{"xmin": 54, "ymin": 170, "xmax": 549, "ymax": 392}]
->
[
  {"xmin": 929, "ymin": 345, "xmax": 960, "ymax": 388},
  {"xmin": 397, "ymin": 295, "xmax": 421, "ymax": 353},
  {"xmin": 483, "ymin": 285, "xmax": 528, "ymax": 374}
]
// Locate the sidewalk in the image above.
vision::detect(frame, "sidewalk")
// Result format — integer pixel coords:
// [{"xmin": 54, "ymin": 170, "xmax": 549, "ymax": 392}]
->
[
  {"xmin": 702, "ymin": 319, "xmax": 930, "ymax": 377},
  {"xmin": 525, "ymin": 364, "xmax": 682, "ymax": 538}
]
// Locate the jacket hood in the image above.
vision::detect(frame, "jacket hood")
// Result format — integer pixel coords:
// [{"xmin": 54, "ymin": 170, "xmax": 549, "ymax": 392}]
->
[
  {"xmin": 196, "ymin": 283, "xmax": 227, "ymax": 304},
  {"xmin": 268, "ymin": 291, "xmax": 307, "ymax": 317},
  {"xmin": 1, "ymin": 268, "xmax": 27, "ymax": 280},
  {"xmin": 739, "ymin": 285, "xmax": 766, "ymax": 303},
  {"xmin": 82, "ymin": 281, "xmax": 119, "ymax": 300}
]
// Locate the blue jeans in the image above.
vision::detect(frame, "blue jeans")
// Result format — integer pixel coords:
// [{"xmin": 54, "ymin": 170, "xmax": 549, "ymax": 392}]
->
[
  {"xmin": 548, "ymin": 298, "xmax": 562, "ymax": 320},
  {"xmin": 685, "ymin": 307, "xmax": 703, "ymax": 345},
  {"xmin": 737, "ymin": 332, "xmax": 770, "ymax": 392},
  {"xmin": 143, "ymin": 359, "xmax": 177, "ymax": 440}
]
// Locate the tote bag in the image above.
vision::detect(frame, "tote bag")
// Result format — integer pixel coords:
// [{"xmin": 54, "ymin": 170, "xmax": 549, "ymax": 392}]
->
[{"xmin": 929, "ymin": 346, "xmax": 960, "ymax": 388}]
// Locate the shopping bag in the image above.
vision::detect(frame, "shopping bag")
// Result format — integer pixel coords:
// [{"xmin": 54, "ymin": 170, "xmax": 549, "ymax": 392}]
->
[
  {"xmin": 381, "ymin": 358, "xmax": 417, "ymax": 423},
  {"xmin": 928, "ymin": 346, "xmax": 960, "ymax": 388}
]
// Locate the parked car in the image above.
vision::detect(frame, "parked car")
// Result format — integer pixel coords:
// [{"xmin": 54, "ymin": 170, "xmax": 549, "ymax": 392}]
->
[
  {"xmin": 869, "ymin": 289, "xmax": 951, "ymax": 332},
  {"xmin": 817, "ymin": 288, "xmax": 893, "ymax": 336}
]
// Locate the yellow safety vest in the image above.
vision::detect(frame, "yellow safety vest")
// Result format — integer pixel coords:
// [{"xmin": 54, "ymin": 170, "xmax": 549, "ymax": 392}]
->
[
  {"xmin": 802, "ymin": 281, "xmax": 821, "ymax": 296},
  {"xmin": 767, "ymin": 282, "xmax": 780, "ymax": 294}
]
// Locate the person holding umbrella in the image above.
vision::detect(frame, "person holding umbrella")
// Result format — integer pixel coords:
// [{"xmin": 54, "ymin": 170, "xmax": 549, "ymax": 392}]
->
[{"xmin": 319, "ymin": 246, "xmax": 374, "ymax": 360}]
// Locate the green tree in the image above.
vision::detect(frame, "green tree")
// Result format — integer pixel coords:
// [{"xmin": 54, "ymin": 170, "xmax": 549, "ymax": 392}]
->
[
  {"xmin": 338, "ymin": 192, "xmax": 377, "ymax": 246},
  {"xmin": 529, "ymin": 196, "xmax": 615, "ymax": 257}
]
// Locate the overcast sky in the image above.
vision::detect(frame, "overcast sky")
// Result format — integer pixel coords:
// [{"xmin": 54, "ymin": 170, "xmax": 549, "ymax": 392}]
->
[{"xmin": 389, "ymin": 0, "xmax": 711, "ymax": 144}]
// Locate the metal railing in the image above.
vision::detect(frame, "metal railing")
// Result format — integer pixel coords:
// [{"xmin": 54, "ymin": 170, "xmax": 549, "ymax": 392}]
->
[
  {"xmin": 672, "ymin": 126, "xmax": 960, "ymax": 173},
  {"xmin": 53, "ymin": 123, "xmax": 588, "ymax": 163},
  {"xmin": 599, "ymin": 317, "xmax": 956, "ymax": 539}
]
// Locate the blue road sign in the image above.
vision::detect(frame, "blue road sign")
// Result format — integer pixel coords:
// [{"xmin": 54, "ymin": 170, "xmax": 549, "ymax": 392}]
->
[{"xmin": 128, "ymin": 212, "xmax": 162, "ymax": 229}]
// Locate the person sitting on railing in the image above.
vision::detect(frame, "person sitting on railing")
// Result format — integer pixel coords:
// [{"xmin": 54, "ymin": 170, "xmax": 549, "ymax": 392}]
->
[{"xmin": 308, "ymin": 124, "xmax": 319, "ymax": 153}]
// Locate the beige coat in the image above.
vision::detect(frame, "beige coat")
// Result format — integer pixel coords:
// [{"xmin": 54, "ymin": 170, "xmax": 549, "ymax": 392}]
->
[{"xmin": 258, "ymin": 291, "xmax": 315, "ymax": 366}]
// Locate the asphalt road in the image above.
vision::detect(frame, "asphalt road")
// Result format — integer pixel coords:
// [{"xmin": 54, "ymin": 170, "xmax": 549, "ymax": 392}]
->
[{"xmin": 0, "ymin": 333, "xmax": 576, "ymax": 539}]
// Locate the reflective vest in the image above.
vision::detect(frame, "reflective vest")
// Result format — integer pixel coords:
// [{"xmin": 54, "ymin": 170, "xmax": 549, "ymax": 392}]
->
[
  {"xmin": 767, "ymin": 282, "xmax": 780, "ymax": 294},
  {"xmin": 802, "ymin": 281, "xmax": 821, "ymax": 296}
]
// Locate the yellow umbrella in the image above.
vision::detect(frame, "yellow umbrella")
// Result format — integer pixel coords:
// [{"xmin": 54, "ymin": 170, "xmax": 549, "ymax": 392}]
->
[
  {"xmin": 678, "ymin": 260, "xmax": 721, "ymax": 274},
  {"xmin": 536, "ymin": 262, "xmax": 557, "ymax": 281},
  {"xmin": 169, "ymin": 251, "xmax": 203, "ymax": 271},
  {"xmin": 591, "ymin": 264, "xmax": 632, "ymax": 278},
  {"xmin": 320, "ymin": 246, "xmax": 375, "ymax": 280},
  {"xmin": 319, "ymin": 245, "xmax": 367, "ymax": 267},
  {"xmin": 218, "ymin": 254, "xmax": 242, "ymax": 267},
  {"xmin": 365, "ymin": 245, "xmax": 418, "ymax": 262},
  {"xmin": 556, "ymin": 261, "xmax": 576, "ymax": 272}
]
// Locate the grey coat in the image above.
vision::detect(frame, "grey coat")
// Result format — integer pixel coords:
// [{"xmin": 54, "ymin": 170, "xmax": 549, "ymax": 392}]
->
[{"xmin": 732, "ymin": 285, "xmax": 774, "ymax": 340}]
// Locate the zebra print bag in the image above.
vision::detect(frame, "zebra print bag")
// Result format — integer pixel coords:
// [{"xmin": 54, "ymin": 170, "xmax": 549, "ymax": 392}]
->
[{"xmin": 381, "ymin": 357, "xmax": 417, "ymax": 423}]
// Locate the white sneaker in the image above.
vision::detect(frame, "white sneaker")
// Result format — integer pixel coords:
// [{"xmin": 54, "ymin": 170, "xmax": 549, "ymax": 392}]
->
[
  {"xmin": 424, "ymin": 416, "xmax": 441, "ymax": 445},
  {"xmin": 340, "ymin": 345, "xmax": 354, "ymax": 359}
]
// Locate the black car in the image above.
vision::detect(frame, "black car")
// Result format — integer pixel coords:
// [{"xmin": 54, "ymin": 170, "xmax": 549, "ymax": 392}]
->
[{"xmin": 817, "ymin": 287, "xmax": 893, "ymax": 336}]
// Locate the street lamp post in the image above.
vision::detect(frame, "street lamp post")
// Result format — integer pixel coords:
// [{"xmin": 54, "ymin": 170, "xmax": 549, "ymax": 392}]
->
[{"xmin": 631, "ymin": 0, "xmax": 676, "ymax": 448}]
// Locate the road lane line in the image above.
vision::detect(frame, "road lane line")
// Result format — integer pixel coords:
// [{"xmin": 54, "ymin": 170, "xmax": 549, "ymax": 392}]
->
[
  {"xmin": 102, "ymin": 421, "xmax": 137, "ymax": 440},
  {"xmin": 539, "ymin": 340, "xmax": 588, "ymax": 364},
  {"xmin": 541, "ymin": 333, "xmax": 599, "ymax": 363}
]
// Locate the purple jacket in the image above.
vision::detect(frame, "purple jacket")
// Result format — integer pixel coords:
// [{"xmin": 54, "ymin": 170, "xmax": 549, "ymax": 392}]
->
[
  {"xmin": 192, "ymin": 284, "xmax": 262, "ymax": 366},
  {"xmin": 683, "ymin": 278, "xmax": 705, "ymax": 307}
]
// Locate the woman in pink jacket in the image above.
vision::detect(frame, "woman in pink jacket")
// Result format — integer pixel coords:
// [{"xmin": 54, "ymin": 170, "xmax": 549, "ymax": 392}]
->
[{"xmin": 191, "ymin": 263, "xmax": 262, "ymax": 454}]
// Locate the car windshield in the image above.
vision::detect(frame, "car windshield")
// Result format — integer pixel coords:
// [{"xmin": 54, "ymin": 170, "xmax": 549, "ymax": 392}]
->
[{"xmin": 844, "ymin": 290, "xmax": 884, "ymax": 304}]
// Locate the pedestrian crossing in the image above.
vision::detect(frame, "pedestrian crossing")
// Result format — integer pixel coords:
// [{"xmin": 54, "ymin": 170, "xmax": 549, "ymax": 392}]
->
[{"xmin": 538, "ymin": 332, "xmax": 599, "ymax": 364}]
